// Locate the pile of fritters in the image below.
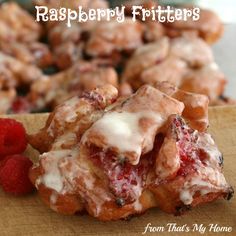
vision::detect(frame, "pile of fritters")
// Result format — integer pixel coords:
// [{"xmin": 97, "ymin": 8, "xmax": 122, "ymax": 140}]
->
[{"xmin": 0, "ymin": 0, "xmax": 235, "ymax": 115}]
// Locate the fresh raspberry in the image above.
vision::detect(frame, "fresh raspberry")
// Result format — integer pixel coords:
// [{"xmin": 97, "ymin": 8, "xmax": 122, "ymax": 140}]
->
[
  {"xmin": 11, "ymin": 97, "xmax": 31, "ymax": 114},
  {"xmin": 0, "ymin": 155, "xmax": 13, "ymax": 170},
  {"xmin": 0, "ymin": 118, "xmax": 27, "ymax": 158},
  {"xmin": 0, "ymin": 155, "xmax": 34, "ymax": 195}
]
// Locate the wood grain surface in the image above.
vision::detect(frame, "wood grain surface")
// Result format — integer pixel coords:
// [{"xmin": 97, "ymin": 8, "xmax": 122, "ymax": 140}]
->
[{"xmin": 0, "ymin": 107, "xmax": 235, "ymax": 236}]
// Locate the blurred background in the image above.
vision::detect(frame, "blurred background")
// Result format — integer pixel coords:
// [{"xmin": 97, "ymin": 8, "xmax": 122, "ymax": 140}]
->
[
  {"xmin": 201, "ymin": 0, "xmax": 236, "ymax": 100},
  {"xmin": 1, "ymin": 0, "xmax": 235, "ymax": 98},
  {"xmin": 110, "ymin": 0, "xmax": 236, "ymax": 98}
]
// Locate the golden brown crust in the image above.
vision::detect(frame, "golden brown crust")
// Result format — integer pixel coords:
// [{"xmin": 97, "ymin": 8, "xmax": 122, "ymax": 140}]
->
[
  {"xmin": 28, "ymin": 84, "xmax": 118, "ymax": 153},
  {"xmin": 29, "ymin": 165, "xmax": 84, "ymax": 215},
  {"xmin": 163, "ymin": 8, "xmax": 224, "ymax": 44},
  {"xmin": 0, "ymin": 41, "xmax": 53, "ymax": 68},
  {"xmin": 85, "ymin": 18, "xmax": 144, "ymax": 58},
  {"xmin": 144, "ymin": 21, "xmax": 166, "ymax": 42},
  {"xmin": 155, "ymin": 82, "xmax": 209, "ymax": 132},
  {"xmin": 0, "ymin": 2, "xmax": 42, "ymax": 43},
  {"xmin": 180, "ymin": 64, "xmax": 226, "ymax": 102},
  {"xmin": 122, "ymin": 36, "xmax": 226, "ymax": 105},
  {"xmin": 0, "ymin": 52, "xmax": 43, "ymax": 88},
  {"xmin": 122, "ymin": 37, "xmax": 170, "ymax": 89}
]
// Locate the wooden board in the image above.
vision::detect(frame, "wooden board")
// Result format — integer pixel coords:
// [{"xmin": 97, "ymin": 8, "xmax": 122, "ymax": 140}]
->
[{"xmin": 0, "ymin": 107, "xmax": 235, "ymax": 236}]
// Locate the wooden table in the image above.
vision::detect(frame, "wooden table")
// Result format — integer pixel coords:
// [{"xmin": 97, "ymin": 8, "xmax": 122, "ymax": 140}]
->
[{"xmin": 0, "ymin": 106, "xmax": 235, "ymax": 236}]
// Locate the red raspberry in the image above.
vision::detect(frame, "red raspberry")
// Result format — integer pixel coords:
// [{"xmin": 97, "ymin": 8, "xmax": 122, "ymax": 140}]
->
[
  {"xmin": 0, "ymin": 155, "xmax": 13, "ymax": 170},
  {"xmin": 0, "ymin": 118, "xmax": 27, "ymax": 158},
  {"xmin": 89, "ymin": 146, "xmax": 153, "ymax": 205},
  {"xmin": 0, "ymin": 155, "xmax": 34, "ymax": 195}
]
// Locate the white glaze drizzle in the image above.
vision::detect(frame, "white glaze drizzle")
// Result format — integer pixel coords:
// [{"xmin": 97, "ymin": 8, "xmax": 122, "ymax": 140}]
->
[
  {"xmin": 82, "ymin": 111, "xmax": 163, "ymax": 165},
  {"xmin": 179, "ymin": 133, "xmax": 228, "ymax": 205}
]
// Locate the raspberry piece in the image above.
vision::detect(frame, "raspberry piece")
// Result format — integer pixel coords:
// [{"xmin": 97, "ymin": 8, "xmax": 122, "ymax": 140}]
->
[
  {"xmin": 172, "ymin": 117, "xmax": 197, "ymax": 177},
  {"xmin": 11, "ymin": 97, "xmax": 31, "ymax": 114},
  {"xmin": 89, "ymin": 146, "xmax": 153, "ymax": 205},
  {"xmin": 0, "ymin": 118, "xmax": 27, "ymax": 158},
  {"xmin": 0, "ymin": 155, "xmax": 34, "ymax": 195}
]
